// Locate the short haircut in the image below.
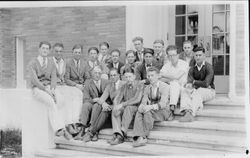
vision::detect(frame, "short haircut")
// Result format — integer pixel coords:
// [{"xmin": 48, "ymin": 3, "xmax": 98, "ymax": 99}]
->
[
  {"xmin": 153, "ymin": 39, "xmax": 164, "ymax": 46},
  {"xmin": 88, "ymin": 47, "xmax": 99, "ymax": 54},
  {"xmin": 53, "ymin": 43, "xmax": 64, "ymax": 49},
  {"xmin": 132, "ymin": 36, "xmax": 143, "ymax": 43},
  {"xmin": 166, "ymin": 45, "xmax": 180, "ymax": 54},
  {"xmin": 123, "ymin": 67, "xmax": 135, "ymax": 74},
  {"xmin": 147, "ymin": 66, "xmax": 160, "ymax": 74},
  {"xmin": 92, "ymin": 65, "xmax": 103, "ymax": 72},
  {"xmin": 193, "ymin": 46, "xmax": 205, "ymax": 53},
  {"xmin": 144, "ymin": 48, "xmax": 154, "ymax": 56},
  {"xmin": 183, "ymin": 40, "xmax": 193, "ymax": 46},
  {"xmin": 125, "ymin": 50, "xmax": 136, "ymax": 56},
  {"xmin": 109, "ymin": 68, "xmax": 119, "ymax": 75},
  {"xmin": 72, "ymin": 44, "xmax": 83, "ymax": 51},
  {"xmin": 99, "ymin": 42, "xmax": 110, "ymax": 49},
  {"xmin": 39, "ymin": 41, "xmax": 51, "ymax": 49},
  {"xmin": 110, "ymin": 49, "xmax": 121, "ymax": 56}
]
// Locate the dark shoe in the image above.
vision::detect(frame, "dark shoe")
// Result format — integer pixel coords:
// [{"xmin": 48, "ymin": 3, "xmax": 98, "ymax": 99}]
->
[
  {"xmin": 179, "ymin": 111, "xmax": 194, "ymax": 122},
  {"xmin": 82, "ymin": 132, "xmax": 93, "ymax": 142},
  {"xmin": 66, "ymin": 124, "xmax": 78, "ymax": 135},
  {"xmin": 109, "ymin": 134, "xmax": 124, "ymax": 145},
  {"xmin": 107, "ymin": 134, "xmax": 117, "ymax": 144},
  {"xmin": 55, "ymin": 129, "xmax": 64, "ymax": 137},
  {"xmin": 168, "ymin": 104, "xmax": 176, "ymax": 121},
  {"xmin": 74, "ymin": 127, "xmax": 85, "ymax": 140},
  {"xmin": 92, "ymin": 133, "xmax": 98, "ymax": 142},
  {"xmin": 132, "ymin": 136, "xmax": 147, "ymax": 147},
  {"xmin": 63, "ymin": 129, "xmax": 73, "ymax": 140},
  {"xmin": 121, "ymin": 130, "xmax": 127, "ymax": 140}
]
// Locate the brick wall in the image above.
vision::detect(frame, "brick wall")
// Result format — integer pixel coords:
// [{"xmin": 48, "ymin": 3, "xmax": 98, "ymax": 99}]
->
[
  {"xmin": 235, "ymin": 4, "xmax": 245, "ymax": 96},
  {"xmin": 0, "ymin": 6, "xmax": 126, "ymax": 88}
]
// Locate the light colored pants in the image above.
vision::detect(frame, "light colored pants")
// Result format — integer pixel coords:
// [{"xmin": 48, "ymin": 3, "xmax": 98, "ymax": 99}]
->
[
  {"xmin": 56, "ymin": 85, "xmax": 83, "ymax": 125},
  {"xmin": 169, "ymin": 80, "xmax": 183, "ymax": 106},
  {"xmin": 32, "ymin": 87, "xmax": 65, "ymax": 132},
  {"xmin": 180, "ymin": 87, "xmax": 216, "ymax": 116},
  {"xmin": 112, "ymin": 106, "xmax": 138, "ymax": 136}
]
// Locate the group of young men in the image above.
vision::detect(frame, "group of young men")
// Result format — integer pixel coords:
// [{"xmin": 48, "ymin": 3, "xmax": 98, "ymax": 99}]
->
[{"xmin": 29, "ymin": 36, "xmax": 215, "ymax": 147}]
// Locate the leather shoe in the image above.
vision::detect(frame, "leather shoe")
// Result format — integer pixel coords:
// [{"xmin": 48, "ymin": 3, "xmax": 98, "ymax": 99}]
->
[
  {"xmin": 132, "ymin": 136, "xmax": 147, "ymax": 147},
  {"xmin": 82, "ymin": 132, "xmax": 93, "ymax": 142},
  {"xmin": 74, "ymin": 127, "xmax": 85, "ymax": 140},
  {"xmin": 92, "ymin": 133, "xmax": 98, "ymax": 141},
  {"xmin": 179, "ymin": 111, "xmax": 194, "ymax": 122},
  {"xmin": 109, "ymin": 134, "xmax": 124, "ymax": 145},
  {"xmin": 107, "ymin": 134, "xmax": 117, "ymax": 144},
  {"xmin": 63, "ymin": 129, "xmax": 73, "ymax": 140}
]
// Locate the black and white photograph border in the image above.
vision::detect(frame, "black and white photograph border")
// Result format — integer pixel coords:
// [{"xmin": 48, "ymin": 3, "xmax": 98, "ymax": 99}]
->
[{"xmin": 0, "ymin": 0, "xmax": 249, "ymax": 158}]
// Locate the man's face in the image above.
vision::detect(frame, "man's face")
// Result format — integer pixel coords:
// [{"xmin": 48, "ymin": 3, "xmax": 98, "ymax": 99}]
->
[
  {"xmin": 73, "ymin": 48, "xmax": 82, "ymax": 60},
  {"xmin": 39, "ymin": 44, "xmax": 50, "ymax": 57},
  {"xmin": 144, "ymin": 53, "xmax": 153, "ymax": 64},
  {"xmin": 89, "ymin": 49, "xmax": 98, "ymax": 61},
  {"xmin": 194, "ymin": 50, "xmax": 205, "ymax": 65},
  {"xmin": 53, "ymin": 46, "xmax": 63, "ymax": 60},
  {"xmin": 109, "ymin": 70, "xmax": 120, "ymax": 83},
  {"xmin": 183, "ymin": 43, "xmax": 193, "ymax": 54},
  {"xmin": 124, "ymin": 72, "xmax": 135, "ymax": 84},
  {"xmin": 147, "ymin": 71, "xmax": 159, "ymax": 85},
  {"xmin": 153, "ymin": 43, "xmax": 163, "ymax": 54},
  {"xmin": 127, "ymin": 52, "xmax": 136, "ymax": 64},
  {"xmin": 168, "ymin": 49, "xmax": 179, "ymax": 65},
  {"xmin": 100, "ymin": 45, "xmax": 108, "ymax": 55},
  {"xmin": 111, "ymin": 51, "xmax": 120, "ymax": 64},
  {"xmin": 92, "ymin": 67, "xmax": 102, "ymax": 81},
  {"xmin": 133, "ymin": 40, "xmax": 143, "ymax": 51}
]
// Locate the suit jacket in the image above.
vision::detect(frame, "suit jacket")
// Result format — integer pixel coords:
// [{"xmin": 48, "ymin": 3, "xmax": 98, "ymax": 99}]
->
[
  {"xmin": 106, "ymin": 61, "xmax": 124, "ymax": 74},
  {"xmin": 29, "ymin": 57, "xmax": 57, "ymax": 90},
  {"xmin": 135, "ymin": 61, "xmax": 161, "ymax": 81},
  {"xmin": 64, "ymin": 58, "xmax": 90, "ymax": 86},
  {"xmin": 99, "ymin": 80, "xmax": 126, "ymax": 105},
  {"xmin": 141, "ymin": 81, "xmax": 170, "ymax": 109},
  {"xmin": 135, "ymin": 48, "xmax": 147, "ymax": 62},
  {"xmin": 154, "ymin": 51, "xmax": 167, "ymax": 69},
  {"xmin": 82, "ymin": 78, "xmax": 110, "ymax": 104}
]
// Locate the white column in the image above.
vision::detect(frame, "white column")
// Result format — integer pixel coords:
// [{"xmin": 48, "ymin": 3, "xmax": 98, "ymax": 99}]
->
[{"xmin": 16, "ymin": 37, "xmax": 26, "ymax": 88}]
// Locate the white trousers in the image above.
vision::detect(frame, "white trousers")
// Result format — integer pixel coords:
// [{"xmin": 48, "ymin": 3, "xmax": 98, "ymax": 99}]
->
[
  {"xmin": 169, "ymin": 80, "xmax": 183, "ymax": 106},
  {"xmin": 180, "ymin": 87, "xmax": 216, "ymax": 116},
  {"xmin": 32, "ymin": 87, "xmax": 65, "ymax": 132}
]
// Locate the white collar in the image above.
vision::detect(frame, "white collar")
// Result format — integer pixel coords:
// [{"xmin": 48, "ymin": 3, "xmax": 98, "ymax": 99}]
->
[
  {"xmin": 53, "ymin": 57, "xmax": 63, "ymax": 64},
  {"xmin": 195, "ymin": 61, "xmax": 205, "ymax": 71},
  {"xmin": 151, "ymin": 81, "xmax": 160, "ymax": 88},
  {"xmin": 37, "ymin": 55, "xmax": 47, "ymax": 66},
  {"xmin": 155, "ymin": 51, "xmax": 163, "ymax": 57}
]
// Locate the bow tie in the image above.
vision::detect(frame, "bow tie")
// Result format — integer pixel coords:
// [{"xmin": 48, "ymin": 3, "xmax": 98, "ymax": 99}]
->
[{"xmin": 146, "ymin": 64, "xmax": 152, "ymax": 67}]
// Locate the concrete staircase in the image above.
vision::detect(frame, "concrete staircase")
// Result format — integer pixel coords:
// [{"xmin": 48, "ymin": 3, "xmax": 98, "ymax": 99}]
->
[{"xmin": 36, "ymin": 97, "xmax": 248, "ymax": 157}]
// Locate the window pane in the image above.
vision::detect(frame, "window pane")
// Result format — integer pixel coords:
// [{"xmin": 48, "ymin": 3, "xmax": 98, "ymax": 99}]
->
[
  {"xmin": 188, "ymin": 36, "xmax": 198, "ymax": 45},
  {"xmin": 176, "ymin": 16, "xmax": 186, "ymax": 35},
  {"xmin": 213, "ymin": 13, "xmax": 225, "ymax": 33},
  {"xmin": 226, "ymin": 4, "xmax": 230, "ymax": 10},
  {"xmin": 213, "ymin": 4, "xmax": 225, "ymax": 12},
  {"xmin": 226, "ymin": 12, "xmax": 230, "ymax": 32},
  {"xmin": 226, "ymin": 33, "xmax": 230, "ymax": 54},
  {"xmin": 212, "ymin": 34, "xmax": 224, "ymax": 54},
  {"xmin": 176, "ymin": 5, "xmax": 186, "ymax": 15},
  {"xmin": 226, "ymin": 55, "xmax": 229, "ymax": 75},
  {"xmin": 212, "ymin": 55, "xmax": 224, "ymax": 75},
  {"xmin": 187, "ymin": 15, "xmax": 198, "ymax": 34},
  {"xmin": 187, "ymin": 5, "xmax": 199, "ymax": 14},
  {"xmin": 175, "ymin": 36, "xmax": 185, "ymax": 50}
]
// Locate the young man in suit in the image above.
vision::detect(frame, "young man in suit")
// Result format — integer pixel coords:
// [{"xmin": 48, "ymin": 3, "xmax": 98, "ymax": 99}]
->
[
  {"xmin": 64, "ymin": 44, "xmax": 90, "ymax": 91},
  {"xmin": 135, "ymin": 48, "xmax": 161, "ymax": 84},
  {"xmin": 106, "ymin": 49, "xmax": 124, "ymax": 74},
  {"xmin": 153, "ymin": 39, "xmax": 168, "ymax": 69},
  {"xmin": 29, "ymin": 41, "xmax": 71, "ymax": 139},
  {"xmin": 82, "ymin": 68, "xmax": 126, "ymax": 142},
  {"xmin": 179, "ymin": 47, "xmax": 215, "ymax": 122},
  {"xmin": 160, "ymin": 45, "xmax": 189, "ymax": 119},
  {"xmin": 132, "ymin": 67, "xmax": 171, "ymax": 147},
  {"xmin": 108, "ymin": 67, "xmax": 144, "ymax": 145},
  {"xmin": 74, "ymin": 66, "xmax": 110, "ymax": 140},
  {"xmin": 179, "ymin": 40, "xmax": 196, "ymax": 67},
  {"xmin": 132, "ymin": 36, "xmax": 146, "ymax": 63}
]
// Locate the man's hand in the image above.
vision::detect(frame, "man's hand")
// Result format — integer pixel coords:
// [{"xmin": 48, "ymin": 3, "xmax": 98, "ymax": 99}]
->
[
  {"xmin": 138, "ymin": 104, "xmax": 145, "ymax": 113},
  {"xmin": 143, "ymin": 105, "xmax": 153, "ymax": 113},
  {"xmin": 185, "ymin": 83, "xmax": 194, "ymax": 94},
  {"xmin": 102, "ymin": 102, "xmax": 112, "ymax": 111},
  {"xmin": 113, "ymin": 103, "xmax": 124, "ymax": 116},
  {"xmin": 76, "ymin": 84, "xmax": 83, "ymax": 90},
  {"xmin": 93, "ymin": 98, "xmax": 100, "ymax": 103},
  {"xmin": 45, "ymin": 87, "xmax": 57, "ymax": 103}
]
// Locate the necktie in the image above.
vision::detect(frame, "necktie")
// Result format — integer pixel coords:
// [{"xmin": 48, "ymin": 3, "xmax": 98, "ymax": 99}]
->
[
  {"xmin": 42, "ymin": 57, "xmax": 46, "ymax": 70},
  {"xmin": 77, "ymin": 61, "xmax": 80, "ymax": 74}
]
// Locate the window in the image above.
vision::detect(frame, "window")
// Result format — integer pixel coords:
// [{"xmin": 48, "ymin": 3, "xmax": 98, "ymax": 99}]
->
[
  {"xmin": 175, "ymin": 5, "xmax": 199, "ymax": 49},
  {"xmin": 212, "ymin": 4, "xmax": 230, "ymax": 75}
]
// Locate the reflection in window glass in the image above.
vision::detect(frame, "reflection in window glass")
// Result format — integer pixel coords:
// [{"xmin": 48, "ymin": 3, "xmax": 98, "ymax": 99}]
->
[
  {"xmin": 176, "ymin": 16, "xmax": 186, "ymax": 35},
  {"xmin": 226, "ymin": 55, "xmax": 230, "ymax": 75},
  {"xmin": 176, "ymin": 5, "xmax": 186, "ymax": 15},
  {"xmin": 212, "ymin": 34, "xmax": 224, "ymax": 54},
  {"xmin": 187, "ymin": 5, "xmax": 199, "ymax": 14},
  {"xmin": 212, "ymin": 55, "xmax": 224, "ymax": 75},
  {"xmin": 188, "ymin": 36, "xmax": 198, "ymax": 45},
  {"xmin": 226, "ymin": 33, "xmax": 230, "ymax": 54},
  {"xmin": 187, "ymin": 15, "xmax": 198, "ymax": 34},
  {"xmin": 213, "ymin": 4, "xmax": 225, "ymax": 12},
  {"xmin": 176, "ymin": 36, "xmax": 185, "ymax": 50},
  {"xmin": 213, "ymin": 13, "xmax": 225, "ymax": 33},
  {"xmin": 226, "ymin": 12, "xmax": 230, "ymax": 32}
]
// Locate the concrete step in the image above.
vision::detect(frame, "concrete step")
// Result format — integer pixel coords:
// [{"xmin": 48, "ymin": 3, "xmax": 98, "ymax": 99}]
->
[
  {"xmin": 54, "ymin": 137, "xmax": 233, "ymax": 156},
  {"xmin": 99, "ymin": 128, "xmax": 246, "ymax": 153},
  {"xmin": 34, "ymin": 148, "xmax": 108, "ymax": 158}
]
